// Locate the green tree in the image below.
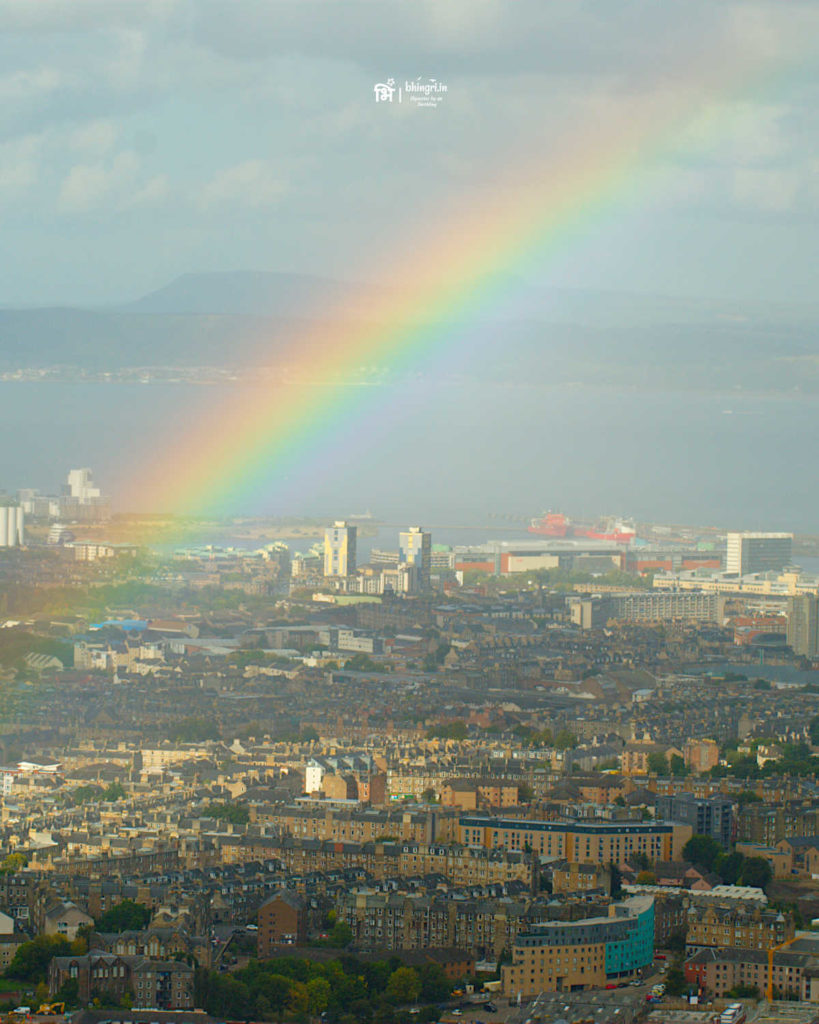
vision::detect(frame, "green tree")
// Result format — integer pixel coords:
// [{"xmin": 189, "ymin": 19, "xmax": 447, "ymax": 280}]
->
[
  {"xmin": 664, "ymin": 959, "xmax": 688, "ymax": 997},
  {"xmin": 715, "ymin": 851, "xmax": 745, "ymax": 885},
  {"xmin": 553, "ymin": 729, "xmax": 577, "ymax": 750},
  {"xmin": 287, "ymin": 980, "xmax": 310, "ymax": 1016},
  {"xmin": 385, "ymin": 966, "xmax": 421, "ymax": 1005},
  {"xmin": 669, "ymin": 754, "xmax": 689, "ymax": 777},
  {"xmin": 0, "ymin": 852, "xmax": 27, "ymax": 874},
  {"xmin": 6, "ymin": 935, "xmax": 72, "ymax": 983},
  {"xmin": 201, "ymin": 802, "xmax": 250, "ymax": 825},
  {"xmin": 810, "ymin": 714, "xmax": 819, "ymax": 746},
  {"xmin": 647, "ymin": 751, "xmax": 667, "ymax": 774},
  {"xmin": 175, "ymin": 716, "xmax": 220, "ymax": 742},
  {"xmin": 418, "ymin": 964, "xmax": 450, "ymax": 1003},
  {"xmin": 739, "ymin": 856, "xmax": 772, "ymax": 890},
  {"xmin": 344, "ymin": 653, "xmax": 386, "ymax": 674},
  {"xmin": 636, "ymin": 871, "xmax": 657, "ymax": 884},
  {"xmin": 426, "ymin": 722, "xmax": 468, "ymax": 741},
  {"xmin": 422, "ymin": 643, "xmax": 451, "ymax": 673},
  {"xmin": 726, "ymin": 983, "xmax": 759, "ymax": 998},
  {"xmin": 518, "ymin": 782, "xmax": 534, "ymax": 803},
  {"xmin": 71, "ymin": 784, "xmax": 102, "ymax": 805},
  {"xmin": 682, "ymin": 835, "xmax": 723, "ymax": 872},
  {"xmin": 95, "ymin": 898, "xmax": 151, "ymax": 933},
  {"xmin": 101, "ymin": 782, "xmax": 126, "ymax": 802},
  {"xmin": 255, "ymin": 994, "xmax": 272, "ymax": 1021},
  {"xmin": 328, "ymin": 922, "xmax": 353, "ymax": 948},
  {"xmin": 307, "ymin": 977, "xmax": 332, "ymax": 1015},
  {"xmin": 54, "ymin": 977, "xmax": 79, "ymax": 1008}
]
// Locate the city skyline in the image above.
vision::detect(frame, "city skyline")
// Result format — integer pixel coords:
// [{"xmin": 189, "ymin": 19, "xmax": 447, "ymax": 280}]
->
[{"xmin": 2, "ymin": 6, "xmax": 819, "ymax": 1022}]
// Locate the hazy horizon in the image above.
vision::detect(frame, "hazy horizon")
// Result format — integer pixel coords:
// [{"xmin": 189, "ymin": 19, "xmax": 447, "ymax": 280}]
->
[{"xmin": 1, "ymin": 2, "xmax": 818, "ymax": 524}]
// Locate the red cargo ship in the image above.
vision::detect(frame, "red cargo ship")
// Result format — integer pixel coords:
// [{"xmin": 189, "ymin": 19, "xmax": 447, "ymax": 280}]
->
[{"xmin": 528, "ymin": 511, "xmax": 636, "ymax": 544}]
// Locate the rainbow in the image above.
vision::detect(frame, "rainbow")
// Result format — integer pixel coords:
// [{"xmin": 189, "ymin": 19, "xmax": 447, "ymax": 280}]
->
[{"xmin": 125, "ymin": 52, "xmax": 783, "ymax": 524}]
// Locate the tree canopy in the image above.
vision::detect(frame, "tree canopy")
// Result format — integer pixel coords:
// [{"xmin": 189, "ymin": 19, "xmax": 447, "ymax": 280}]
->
[
  {"xmin": 0, "ymin": 852, "xmax": 27, "ymax": 875},
  {"xmin": 385, "ymin": 966, "xmax": 422, "ymax": 1005},
  {"xmin": 553, "ymin": 729, "xmax": 578, "ymax": 750},
  {"xmin": 95, "ymin": 899, "xmax": 151, "ymax": 934},
  {"xmin": 201, "ymin": 802, "xmax": 250, "ymax": 825},
  {"xmin": 194, "ymin": 953, "xmax": 448, "ymax": 1021},
  {"xmin": 426, "ymin": 721, "xmax": 468, "ymax": 741},
  {"xmin": 6, "ymin": 935, "xmax": 74, "ymax": 983},
  {"xmin": 682, "ymin": 835, "xmax": 723, "ymax": 872},
  {"xmin": 682, "ymin": 837, "xmax": 773, "ymax": 891}
]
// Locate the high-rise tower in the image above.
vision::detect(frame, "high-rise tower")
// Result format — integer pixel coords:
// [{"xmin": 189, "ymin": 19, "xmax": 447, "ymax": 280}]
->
[
  {"xmin": 324, "ymin": 521, "xmax": 357, "ymax": 577},
  {"xmin": 399, "ymin": 526, "xmax": 431, "ymax": 589}
]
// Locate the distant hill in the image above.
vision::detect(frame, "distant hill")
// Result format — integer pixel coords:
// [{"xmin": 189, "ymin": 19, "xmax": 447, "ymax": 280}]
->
[
  {"xmin": 123, "ymin": 270, "xmax": 387, "ymax": 317},
  {"xmin": 0, "ymin": 271, "xmax": 817, "ymax": 393},
  {"xmin": 0, "ymin": 306, "xmax": 291, "ymax": 369},
  {"xmin": 120, "ymin": 270, "xmax": 819, "ymax": 325}
]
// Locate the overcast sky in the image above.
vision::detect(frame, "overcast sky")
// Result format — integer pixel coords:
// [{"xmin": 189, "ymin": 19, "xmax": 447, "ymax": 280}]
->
[{"xmin": 0, "ymin": 0, "xmax": 818, "ymax": 307}]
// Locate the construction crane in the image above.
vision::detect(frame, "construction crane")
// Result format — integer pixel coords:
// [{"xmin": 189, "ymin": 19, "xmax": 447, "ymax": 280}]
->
[{"xmin": 767, "ymin": 936, "xmax": 796, "ymax": 1002}]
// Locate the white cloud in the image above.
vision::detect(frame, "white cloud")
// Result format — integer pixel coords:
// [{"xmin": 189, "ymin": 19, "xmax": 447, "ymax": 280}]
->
[
  {"xmin": 105, "ymin": 29, "xmax": 148, "ymax": 90},
  {"xmin": 58, "ymin": 150, "xmax": 140, "ymax": 212},
  {"xmin": 124, "ymin": 173, "xmax": 170, "ymax": 208},
  {"xmin": 0, "ymin": 134, "xmax": 42, "ymax": 201},
  {"xmin": 197, "ymin": 159, "xmax": 287, "ymax": 208},
  {"xmin": 70, "ymin": 119, "xmax": 119, "ymax": 157},
  {"xmin": 0, "ymin": 0, "xmax": 180, "ymax": 33},
  {"xmin": 713, "ymin": 102, "xmax": 790, "ymax": 167},
  {"xmin": 0, "ymin": 66, "xmax": 64, "ymax": 103},
  {"xmin": 733, "ymin": 167, "xmax": 800, "ymax": 212},
  {"xmin": 723, "ymin": 3, "xmax": 819, "ymax": 65},
  {"xmin": 423, "ymin": 0, "xmax": 505, "ymax": 48}
]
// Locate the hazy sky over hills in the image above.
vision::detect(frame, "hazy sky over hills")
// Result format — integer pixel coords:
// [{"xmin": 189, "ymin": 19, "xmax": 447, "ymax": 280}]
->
[
  {"xmin": 1, "ymin": 1, "xmax": 819, "ymax": 526},
  {"xmin": 1, "ymin": 0, "xmax": 818, "ymax": 307}
]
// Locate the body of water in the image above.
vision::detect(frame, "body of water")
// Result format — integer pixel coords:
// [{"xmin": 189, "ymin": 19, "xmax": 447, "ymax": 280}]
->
[
  {"xmin": 682, "ymin": 662, "xmax": 819, "ymax": 686},
  {"xmin": 0, "ymin": 380, "xmax": 816, "ymax": 533}
]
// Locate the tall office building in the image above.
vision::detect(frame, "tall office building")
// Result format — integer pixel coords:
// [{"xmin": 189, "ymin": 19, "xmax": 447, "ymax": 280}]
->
[
  {"xmin": 399, "ymin": 526, "xmax": 431, "ymax": 589},
  {"xmin": 324, "ymin": 521, "xmax": 357, "ymax": 577},
  {"xmin": 61, "ymin": 468, "xmax": 110, "ymax": 522},
  {"xmin": 725, "ymin": 532, "xmax": 793, "ymax": 575},
  {"xmin": 787, "ymin": 595, "xmax": 819, "ymax": 658},
  {"xmin": 65, "ymin": 468, "xmax": 102, "ymax": 503}
]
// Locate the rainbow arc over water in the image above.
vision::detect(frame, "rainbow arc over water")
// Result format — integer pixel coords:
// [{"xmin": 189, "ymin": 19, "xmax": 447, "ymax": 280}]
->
[{"xmin": 125, "ymin": 50, "xmax": 787, "ymax": 526}]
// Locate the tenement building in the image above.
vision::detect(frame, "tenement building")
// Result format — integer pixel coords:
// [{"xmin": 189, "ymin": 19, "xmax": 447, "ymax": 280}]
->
[{"xmin": 459, "ymin": 816, "xmax": 692, "ymax": 863}]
